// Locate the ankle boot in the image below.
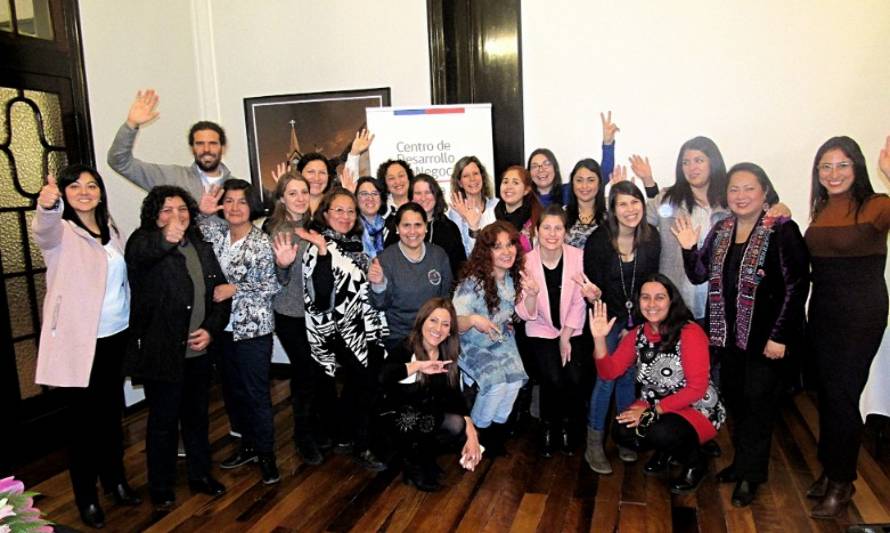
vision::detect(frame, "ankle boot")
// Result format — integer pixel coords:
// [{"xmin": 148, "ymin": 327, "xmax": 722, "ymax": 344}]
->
[
  {"xmin": 540, "ymin": 423, "xmax": 555, "ymax": 458},
  {"xmin": 584, "ymin": 427, "xmax": 612, "ymax": 474},
  {"xmin": 670, "ymin": 457, "xmax": 707, "ymax": 495},
  {"xmin": 810, "ymin": 479, "xmax": 855, "ymax": 519},
  {"xmin": 559, "ymin": 424, "xmax": 574, "ymax": 456},
  {"xmin": 806, "ymin": 472, "xmax": 829, "ymax": 499}
]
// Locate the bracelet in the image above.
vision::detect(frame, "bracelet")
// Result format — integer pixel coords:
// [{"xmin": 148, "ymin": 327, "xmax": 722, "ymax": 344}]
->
[{"xmin": 634, "ymin": 406, "xmax": 659, "ymax": 438}]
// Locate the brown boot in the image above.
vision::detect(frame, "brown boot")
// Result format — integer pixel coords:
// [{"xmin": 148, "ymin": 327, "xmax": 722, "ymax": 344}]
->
[{"xmin": 810, "ymin": 479, "xmax": 855, "ymax": 519}]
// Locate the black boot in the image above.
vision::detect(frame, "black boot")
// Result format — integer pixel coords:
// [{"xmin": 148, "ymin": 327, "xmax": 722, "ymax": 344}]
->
[
  {"xmin": 670, "ymin": 456, "xmax": 707, "ymax": 495},
  {"xmin": 259, "ymin": 453, "xmax": 281, "ymax": 485},
  {"xmin": 481, "ymin": 423, "xmax": 508, "ymax": 457},
  {"xmin": 79, "ymin": 502, "xmax": 106, "ymax": 529},
  {"xmin": 108, "ymin": 481, "xmax": 142, "ymax": 506},
  {"xmin": 559, "ymin": 420, "xmax": 574, "ymax": 456},
  {"xmin": 540, "ymin": 423, "xmax": 555, "ymax": 458},
  {"xmin": 643, "ymin": 451, "xmax": 671, "ymax": 476}
]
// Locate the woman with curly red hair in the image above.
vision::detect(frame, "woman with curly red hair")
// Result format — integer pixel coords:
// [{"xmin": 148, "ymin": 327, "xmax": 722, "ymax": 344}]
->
[{"xmin": 453, "ymin": 221, "xmax": 529, "ymax": 454}]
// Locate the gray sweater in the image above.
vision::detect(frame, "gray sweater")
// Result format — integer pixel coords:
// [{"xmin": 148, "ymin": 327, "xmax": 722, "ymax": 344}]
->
[
  {"xmin": 268, "ymin": 221, "xmax": 309, "ymax": 318},
  {"xmin": 107, "ymin": 123, "xmax": 242, "ymax": 200},
  {"xmin": 370, "ymin": 242, "xmax": 453, "ymax": 345}
]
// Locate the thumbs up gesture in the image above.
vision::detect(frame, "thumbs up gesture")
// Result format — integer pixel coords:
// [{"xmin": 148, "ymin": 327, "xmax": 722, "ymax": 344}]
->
[
  {"xmin": 163, "ymin": 214, "xmax": 186, "ymax": 244},
  {"xmin": 38, "ymin": 174, "xmax": 61, "ymax": 209}
]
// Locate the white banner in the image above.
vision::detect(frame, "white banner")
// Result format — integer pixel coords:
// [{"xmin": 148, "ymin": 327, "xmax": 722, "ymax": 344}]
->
[{"xmin": 366, "ymin": 104, "xmax": 494, "ymax": 196}]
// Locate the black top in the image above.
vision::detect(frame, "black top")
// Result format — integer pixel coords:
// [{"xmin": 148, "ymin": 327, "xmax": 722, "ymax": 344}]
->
[
  {"xmin": 722, "ymin": 241, "xmax": 747, "ymax": 345},
  {"xmin": 543, "ymin": 258, "xmax": 563, "ymax": 329},
  {"xmin": 380, "ymin": 341, "xmax": 468, "ymax": 418}
]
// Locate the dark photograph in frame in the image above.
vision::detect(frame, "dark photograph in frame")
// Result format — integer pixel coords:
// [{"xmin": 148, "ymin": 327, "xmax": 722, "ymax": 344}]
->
[{"xmin": 244, "ymin": 87, "xmax": 391, "ymax": 199}]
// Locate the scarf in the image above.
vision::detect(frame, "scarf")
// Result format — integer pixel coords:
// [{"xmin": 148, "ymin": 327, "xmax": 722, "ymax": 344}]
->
[
  {"xmin": 323, "ymin": 227, "xmax": 370, "ymax": 270},
  {"xmin": 495, "ymin": 196, "xmax": 532, "ymax": 232},
  {"xmin": 360, "ymin": 214, "xmax": 386, "ymax": 259},
  {"xmin": 707, "ymin": 214, "xmax": 778, "ymax": 349}
]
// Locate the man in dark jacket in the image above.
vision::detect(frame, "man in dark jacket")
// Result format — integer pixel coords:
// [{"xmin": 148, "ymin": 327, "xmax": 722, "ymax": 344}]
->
[{"xmin": 125, "ymin": 185, "xmax": 230, "ymax": 509}]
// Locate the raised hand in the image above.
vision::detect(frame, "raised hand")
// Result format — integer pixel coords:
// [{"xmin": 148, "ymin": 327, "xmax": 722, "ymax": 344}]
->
[
  {"xmin": 670, "ymin": 214, "xmax": 701, "ymax": 250},
  {"xmin": 628, "ymin": 154, "xmax": 656, "ymax": 188},
  {"xmin": 339, "ymin": 165, "xmax": 356, "ymax": 193},
  {"xmin": 295, "ymin": 227, "xmax": 327, "ymax": 255},
  {"xmin": 609, "ymin": 164, "xmax": 628, "ymax": 183},
  {"xmin": 450, "ymin": 192, "xmax": 482, "ymax": 229},
  {"xmin": 350, "ymin": 128, "xmax": 375, "ymax": 156},
  {"xmin": 199, "ymin": 185, "xmax": 224, "ymax": 215},
  {"xmin": 272, "ymin": 232, "xmax": 298, "ymax": 268},
  {"xmin": 879, "ymin": 135, "xmax": 890, "ymax": 179},
  {"xmin": 126, "ymin": 89, "xmax": 160, "ymax": 129},
  {"xmin": 162, "ymin": 216, "xmax": 186, "ymax": 244},
  {"xmin": 600, "ymin": 111, "xmax": 620, "ymax": 145},
  {"xmin": 588, "ymin": 300, "xmax": 616, "ymax": 338},
  {"xmin": 367, "ymin": 257, "xmax": 385, "ymax": 284},
  {"xmin": 520, "ymin": 269, "xmax": 539, "ymax": 297},
  {"xmin": 270, "ymin": 162, "xmax": 288, "ymax": 184},
  {"xmin": 38, "ymin": 174, "xmax": 61, "ymax": 209},
  {"xmin": 572, "ymin": 272, "xmax": 601, "ymax": 302}
]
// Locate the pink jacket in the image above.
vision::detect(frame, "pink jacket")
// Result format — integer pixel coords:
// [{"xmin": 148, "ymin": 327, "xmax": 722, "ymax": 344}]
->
[
  {"xmin": 515, "ymin": 244, "xmax": 587, "ymax": 339},
  {"xmin": 32, "ymin": 205, "xmax": 128, "ymax": 387}
]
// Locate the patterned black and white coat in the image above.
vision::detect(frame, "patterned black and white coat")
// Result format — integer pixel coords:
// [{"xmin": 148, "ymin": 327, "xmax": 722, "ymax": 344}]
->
[{"xmin": 198, "ymin": 215, "xmax": 279, "ymax": 341}]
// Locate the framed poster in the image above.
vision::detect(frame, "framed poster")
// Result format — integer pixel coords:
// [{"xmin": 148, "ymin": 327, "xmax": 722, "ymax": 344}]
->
[{"xmin": 244, "ymin": 87, "xmax": 390, "ymax": 200}]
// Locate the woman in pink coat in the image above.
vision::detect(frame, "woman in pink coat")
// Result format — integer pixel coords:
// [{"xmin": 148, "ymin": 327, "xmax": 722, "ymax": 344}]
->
[
  {"xmin": 516, "ymin": 205, "xmax": 595, "ymax": 457},
  {"xmin": 33, "ymin": 165, "xmax": 139, "ymax": 529}
]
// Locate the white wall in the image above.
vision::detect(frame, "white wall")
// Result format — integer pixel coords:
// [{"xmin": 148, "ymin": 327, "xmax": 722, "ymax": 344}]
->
[
  {"xmin": 522, "ymin": 0, "xmax": 890, "ymax": 223},
  {"xmin": 80, "ymin": 0, "xmax": 431, "ymax": 235}
]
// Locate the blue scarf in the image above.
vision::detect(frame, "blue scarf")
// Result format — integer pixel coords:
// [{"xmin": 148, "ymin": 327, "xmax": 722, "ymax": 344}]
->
[{"xmin": 360, "ymin": 214, "xmax": 385, "ymax": 258}]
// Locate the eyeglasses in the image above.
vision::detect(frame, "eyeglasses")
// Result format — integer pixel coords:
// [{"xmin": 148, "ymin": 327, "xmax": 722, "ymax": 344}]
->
[
  {"xmin": 817, "ymin": 161, "xmax": 853, "ymax": 173},
  {"xmin": 329, "ymin": 207, "xmax": 356, "ymax": 217},
  {"xmin": 530, "ymin": 161, "xmax": 553, "ymax": 171},
  {"xmin": 357, "ymin": 191, "xmax": 380, "ymax": 199}
]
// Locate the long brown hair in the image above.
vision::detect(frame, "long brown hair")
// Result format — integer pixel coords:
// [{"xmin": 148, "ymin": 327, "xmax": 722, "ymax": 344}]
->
[
  {"xmin": 502, "ymin": 165, "xmax": 542, "ymax": 241},
  {"xmin": 458, "ymin": 221, "xmax": 525, "ymax": 315},
  {"xmin": 265, "ymin": 173, "xmax": 311, "ymax": 235},
  {"xmin": 606, "ymin": 181, "xmax": 655, "ymax": 253},
  {"xmin": 407, "ymin": 298, "xmax": 461, "ymax": 387}
]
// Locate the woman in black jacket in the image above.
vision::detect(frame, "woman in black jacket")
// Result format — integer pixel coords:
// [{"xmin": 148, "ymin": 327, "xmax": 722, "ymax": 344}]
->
[
  {"xmin": 674, "ymin": 163, "xmax": 809, "ymax": 507},
  {"xmin": 124, "ymin": 185, "xmax": 231, "ymax": 509}
]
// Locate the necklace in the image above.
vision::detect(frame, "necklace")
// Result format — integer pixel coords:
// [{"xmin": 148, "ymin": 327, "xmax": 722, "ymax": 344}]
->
[
  {"xmin": 617, "ymin": 254, "xmax": 637, "ymax": 328},
  {"xmin": 578, "ymin": 211, "xmax": 594, "ymax": 225}
]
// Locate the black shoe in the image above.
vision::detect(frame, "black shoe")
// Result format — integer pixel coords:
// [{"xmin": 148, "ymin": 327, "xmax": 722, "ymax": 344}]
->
[
  {"xmin": 402, "ymin": 467, "xmax": 442, "ymax": 492},
  {"xmin": 482, "ymin": 423, "xmax": 509, "ymax": 457},
  {"xmin": 354, "ymin": 449, "xmax": 387, "ymax": 472},
  {"xmin": 150, "ymin": 489, "xmax": 175, "ymax": 510},
  {"xmin": 701, "ymin": 439, "xmax": 721, "ymax": 457},
  {"xmin": 731, "ymin": 480, "xmax": 759, "ymax": 507},
  {"xmin": 716, "ymin": 464, "xmax": 739, "ymax": 484},
  {"xmin": 559, "ymin": 426, "xmax": 574, "ymax": 456},
  {"xmin": 540, "ymin": 426, "xmax": 555, "ymax": 458},
  {"xmin": 643, "ymin": 451, "xmax": 671, "ymax": 475},
  {"xmin": 79, "ymin": 503, "xmax": 106, "ymax": 529},
  {"xmin": 188, "ymin": 475, "xmax": 226, "ymax": 496},
  {"xmin": 108, "ymin": 482, "xmax": 142, "ymax": 506},
  {"xmin": 334, "ymin": 441, "xmax": 354, "ymax": 455},
  {"xmin": 670, "ymin": 460, "xmax": 707, "ymax": 495},
  {"xmin": 220, "ymin": 445, "xmax": 258, "ymax": 469},
  {"xmin": 806, "ymin": 472, "xmax": 829, "ymax": 499},
  {"xmin": 297, "ymin": 439, "xmax": 324, "ymax": 466},
  {"xmin": 259, "ymin": 454, "xmax": 281, "ymax": 484},
  {"xmin": 316, "ymin": 435, "xmax": 334, "ymax": 452}
]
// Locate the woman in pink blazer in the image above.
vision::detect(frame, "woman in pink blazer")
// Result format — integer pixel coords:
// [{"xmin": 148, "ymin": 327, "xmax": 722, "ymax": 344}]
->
[
  {"xmin": 516, "ymin": 205, "xmax": 595, "ymax": 457},
  {"xmin": 33, "ymin": 165, "xmax": 139, "ymax": 529}
]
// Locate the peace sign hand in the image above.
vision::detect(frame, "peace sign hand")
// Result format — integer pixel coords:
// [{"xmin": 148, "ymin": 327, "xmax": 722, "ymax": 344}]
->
[
  {"xmin": 670, "ymin": 214, "xmax": 701, "ymax": 250},
  {"xmin": 38, "ymin": 174, "xmax": 61, "ymax": 209},
  {"xmin": 270, "ymin": 162, "xmax": 288, "ymax": 184},
  {"xmin": 199, "ymin": 185, "xmax": 224, "ymax": 216},
  {"xmin": 600, "ymin": 111, "xmax": 620, "ymax": 145},
  {"xmin": 588, "ymin": 300, "xmax": 616, "ymax": 339},
  {"xmin": 520, "ymin": 269, "xmax": 539, "ymax": 297},
  {"xmin": 572, "ymin": 272, "xmax": 601, "ymax": 302},
  {"xmin": 609, "ymin": 164, "xmax": 628, "ymax": 183}
]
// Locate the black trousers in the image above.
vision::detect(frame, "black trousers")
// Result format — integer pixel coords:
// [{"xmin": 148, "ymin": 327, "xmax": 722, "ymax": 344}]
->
[
  {"xmin": 65, "ymin": 330, "xmax": 128, "ymax": 508},
  {"xmin": 321, "ymin": 337, "xmax": 383, "ymax": 451},
  {"xmin": 144, "ymin": 355, "xmax": 212, "ymax": 495},
  {"xmin": 275, "ymin": 313, "xmax": 323, "ymax": 444},
  {"xmin": 526, "ymin": 335, "xmax": 591, "ymax": 427},
  {"xmin": 218, "ymin": 332, "xmax": 275, "ymax": 454},
  {"xmin": 718, "ymin": 345, "xmax": 783, "ymax": 483},
  {"xmin": 392, "ymin": 412, "xmax": 466, "ymax": 466},
  {"xmin": 613, "ymin": 412, "xmax": 700, "ymax": 465}
]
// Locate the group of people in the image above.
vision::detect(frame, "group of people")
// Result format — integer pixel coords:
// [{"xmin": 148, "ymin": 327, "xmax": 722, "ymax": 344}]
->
[{"xmin": 32, "ymin": 89, "xmax": 890, "ymax": 529}]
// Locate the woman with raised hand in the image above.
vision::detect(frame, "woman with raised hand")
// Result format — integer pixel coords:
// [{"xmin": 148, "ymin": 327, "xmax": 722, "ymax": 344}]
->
[
  {"xmin": 33, "ymin": 165, "xmax": 139, "ymax": 529},
  {"xmin": 590, "ymin": 274, "xmax": 725, "ymax": 495},
  {"xmin": 301, "ymin": 188, "xmax": 389, "ymax": 471},
  {"xmin": 564, "ymin": 158, "xmax": 607, "ymax": 248},
  {"xmin": 447, "ymin": 155, "xmax": 499, "ymax": 256},
  {"xmin": 583, "ymin": 181, "xmax": 661, "ymax": 474},
  {"xmin": 674, "ymin": 163, "xmax": 809, "ymax": 507},
  {"xmin": 495, "ymin": 165, "xmax": 541, "ymax": 252},
  {"xmin": 197, "ymin": 180, "xmax": 280, "ymax": 485},
  {"xmin": 369, "ymin": 202, "xmax": 453, "ymax": 351},
  {"xmin": 125, "ymin": 186, "xmax": 230, "ymax": 511},
  {"xmin": 515, "ymin": 205, "xmax": 594, "ymax": 457},
  {"xmin": 804, "ymin": 136, "xmax": 890, "ymax": 519},
  {"xmin": 355, "ymin": 176, "xmax": 388, "ymax": 259},
  {"xmin": 527, "ymin": 111, "xmax": 618, "ymax": 207},
  {"xmin": 382, "ymin": 298, "xmax": 482, "ymax": 492},
  {"xmin": 264, "ymin": 173, "xmax": 330, "ymax": 466},
  {"xmin": 452, "ymin": 221, "xmax": 528, "ymax": 455}
]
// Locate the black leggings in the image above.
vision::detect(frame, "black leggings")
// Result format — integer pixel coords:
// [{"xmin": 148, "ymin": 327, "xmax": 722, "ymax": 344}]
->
[
  {"xmin": 526, "ymin": 335, "xmax": 591, "ymax": 427},
  {"xmin": 275, "ymin": 313, "xmax": 323, "ymax": 443},
  {"xmin": 613, "ymin": 412, "xmax": 700, "ymax": 465}
]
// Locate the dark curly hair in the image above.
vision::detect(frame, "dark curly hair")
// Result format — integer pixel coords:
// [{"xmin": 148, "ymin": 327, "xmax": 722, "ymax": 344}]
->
[
  {"xmin": 458, "ymin": 220, "xmax": 525, "ymax": 315},
  {"xmin": 376, "ymin": 159, "xmax": 415, "ymax": 199},
  {"xmin": 139, "ymin": 185, "xmax": 201, "ymax": 240}
]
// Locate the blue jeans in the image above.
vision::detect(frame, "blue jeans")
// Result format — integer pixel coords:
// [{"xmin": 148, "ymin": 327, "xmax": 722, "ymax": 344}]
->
[
  {"xmin": 467, "ymin": 379, "xmax": 523, "ymax": 428},
  {"xmin": 587, "ymin": 322, "xmax": 636, "ymax": 431}
]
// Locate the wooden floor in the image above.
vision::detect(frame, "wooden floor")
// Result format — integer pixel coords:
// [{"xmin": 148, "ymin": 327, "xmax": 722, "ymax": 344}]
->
[{"xmin": 15, "ymin": 378, "xmax": 890, "ymax": 532}]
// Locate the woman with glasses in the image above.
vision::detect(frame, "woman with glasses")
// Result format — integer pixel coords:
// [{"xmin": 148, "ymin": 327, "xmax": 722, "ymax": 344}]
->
[
  {"xmin": 526, "ymin": 111, "xmax": 618, "ymax": 208},
  {"xmin": 301, "ymin": 188, "xmax": 389, "ymax": 471},
  {"xmin": 355, "ymin": 176, "xmax": 388, "ymax": 259},
  {"xmin": 804, "ymin": 135, "xmax": 890, "ymax": 519}
]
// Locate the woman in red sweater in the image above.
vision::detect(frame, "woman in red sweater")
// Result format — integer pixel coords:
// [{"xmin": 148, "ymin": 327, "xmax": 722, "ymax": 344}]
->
[{"xmin": 589, "ymin": 273, "xmax": 725, "ymax": 495}]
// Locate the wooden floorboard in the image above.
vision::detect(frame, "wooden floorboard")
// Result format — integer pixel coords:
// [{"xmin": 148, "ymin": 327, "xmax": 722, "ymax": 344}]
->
[{"xmin": 12, "ymin": 380, "xmax": 890, "ymax": 532}]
